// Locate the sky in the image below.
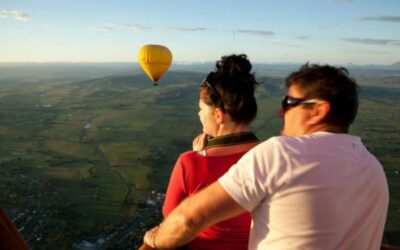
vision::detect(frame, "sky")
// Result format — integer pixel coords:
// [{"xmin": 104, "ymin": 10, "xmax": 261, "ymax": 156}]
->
[{"xmin": 0, "ymin": 0, "xmax": 399, "ymax": 65}]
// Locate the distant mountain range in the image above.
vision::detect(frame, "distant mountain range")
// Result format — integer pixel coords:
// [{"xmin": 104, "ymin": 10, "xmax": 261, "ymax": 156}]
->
[
  {"xmin": 171, "ymin": 61, "xmax": 400, "ymax": 77},
  {"xmin": 391, "ymin": 61, "xmax": 400, "ymax": 67},
  {"xmin": 0, "ymin": 62, "xmax": 399, "ymax": 87}
]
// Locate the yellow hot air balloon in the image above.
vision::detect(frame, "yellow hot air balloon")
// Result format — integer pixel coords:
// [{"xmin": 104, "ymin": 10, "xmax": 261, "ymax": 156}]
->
[{"xmin": 138, "ymin": 44, "xmax": 173, "ymax": 86}]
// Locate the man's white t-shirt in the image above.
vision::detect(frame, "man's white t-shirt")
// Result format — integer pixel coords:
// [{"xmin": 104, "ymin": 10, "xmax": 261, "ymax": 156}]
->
[{"xmin": 219, "ymin": 132, "xmax": 389, "ymax": 250}]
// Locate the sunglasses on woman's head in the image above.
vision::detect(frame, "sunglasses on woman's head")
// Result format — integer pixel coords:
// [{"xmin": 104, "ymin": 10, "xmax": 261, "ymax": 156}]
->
[{"xmin": 201, "ymin": 79, "xmax": 222, "ymax": 103}]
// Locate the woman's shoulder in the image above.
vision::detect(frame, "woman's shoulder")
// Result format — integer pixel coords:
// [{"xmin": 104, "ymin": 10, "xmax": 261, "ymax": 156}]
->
[
  {"xmin": 179, "ymin": 150, "xmax": 202, "ymax": 159},
  {"xmin": 176, "ymin": 150, "xmax": 206, "ymax": 166}
]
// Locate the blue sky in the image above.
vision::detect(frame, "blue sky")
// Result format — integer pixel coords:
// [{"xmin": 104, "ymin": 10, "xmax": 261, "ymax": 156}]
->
[{"xmin": 1, "ymin": 0, "xmax": 399, "ymax": 65}]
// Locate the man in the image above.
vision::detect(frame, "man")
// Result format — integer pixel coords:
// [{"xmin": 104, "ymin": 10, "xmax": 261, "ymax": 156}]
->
[{"xmin": 143, "ymin": 64, "xmax": 389, "ymax": 250}]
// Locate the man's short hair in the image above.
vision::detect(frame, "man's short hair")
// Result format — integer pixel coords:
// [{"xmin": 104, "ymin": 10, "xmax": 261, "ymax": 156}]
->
[{"xmin": 286, "ymin": 63, "xmax": 360, "ymax": 132}]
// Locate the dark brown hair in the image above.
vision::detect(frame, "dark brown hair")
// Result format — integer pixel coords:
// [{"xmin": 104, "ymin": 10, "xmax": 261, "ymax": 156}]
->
[
  {"xmin": 286, "ymin": 63, "xmax": 360, "ymax": 132},
  {"xmin": 200, "ymin": 54, "xmax": 259, "ymax": 125}
]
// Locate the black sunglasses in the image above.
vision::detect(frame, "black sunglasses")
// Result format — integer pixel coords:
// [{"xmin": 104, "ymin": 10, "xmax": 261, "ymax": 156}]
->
[{"xmin": 281, "ymin": 95, "xmax": 319, "ymax": 112}]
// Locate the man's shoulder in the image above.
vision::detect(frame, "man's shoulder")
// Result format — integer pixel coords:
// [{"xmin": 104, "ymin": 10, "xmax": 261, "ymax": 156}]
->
[
  {"xmin": 254, "ymin": 133, "xmax": 347, "ymax": 152},
  {"xmin": 264, "ymin": 132, "xmax": 353, "ymax": 144},
  {"xmin": 245, "ymin": 136, "xmax": 289, "ymax": 158},
  {"xmin": 256, "ymin": 135, "xmax": 299, "ymax": 148}
]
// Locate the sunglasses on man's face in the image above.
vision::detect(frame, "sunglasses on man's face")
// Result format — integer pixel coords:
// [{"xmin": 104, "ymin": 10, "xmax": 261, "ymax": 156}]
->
[{"xmin": 281, "ymin": 95, "xmax": 319, "ymax": 112}]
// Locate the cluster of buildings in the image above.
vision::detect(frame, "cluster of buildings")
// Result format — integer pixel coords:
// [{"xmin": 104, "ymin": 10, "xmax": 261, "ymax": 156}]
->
[{"xmin": 72, "ymin": 190, "xmax": 165, "ymax": 250}]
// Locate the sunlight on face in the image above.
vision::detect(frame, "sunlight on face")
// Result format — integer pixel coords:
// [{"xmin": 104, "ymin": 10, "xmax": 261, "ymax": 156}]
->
[{"xmin": 198, "ymin": 99, "xmax": 218, "ymax": 136}]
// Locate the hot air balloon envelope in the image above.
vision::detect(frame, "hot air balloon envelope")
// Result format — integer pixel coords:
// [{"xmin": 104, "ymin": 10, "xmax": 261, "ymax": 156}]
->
[{"xmin": 138, "ymin": 44, "xmax": 172, "ymax": 86}]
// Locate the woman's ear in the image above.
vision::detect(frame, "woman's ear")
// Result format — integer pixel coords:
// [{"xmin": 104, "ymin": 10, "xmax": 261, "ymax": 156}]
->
[
  {"xmin": 309, "ymin": 101, "xmax": 330, "ymax": 125},
  {"xmin": 214, "ymin": 107, "xmax": 225, "ymax": 124}
]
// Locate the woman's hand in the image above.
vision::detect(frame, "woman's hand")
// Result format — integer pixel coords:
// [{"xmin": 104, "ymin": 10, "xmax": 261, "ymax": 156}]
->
[
  {"xmin": 143, "ymin": 226, "xmax": 159, "ymax": 249},
  {"xmin": 192, "ymin": 133, "xmax": 208, "ymax": 151},
  {"xmin": 138, "ymin": 242, "xmax": 156, "ymax": 250}
]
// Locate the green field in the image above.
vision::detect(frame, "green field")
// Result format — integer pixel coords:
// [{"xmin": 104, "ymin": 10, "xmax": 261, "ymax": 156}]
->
[
  {"xmin": 0, "ymin": 71, "xmax": 399, "ymax": 248},
  {"xmin": 351, "ymin": 86, "xmax": 400, "ymax": 233}
]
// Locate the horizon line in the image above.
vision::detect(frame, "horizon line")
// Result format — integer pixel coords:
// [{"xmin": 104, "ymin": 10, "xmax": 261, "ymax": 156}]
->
[{"xmin": 0, "ymin": 61, "xmax": 398, "ymax": 67}]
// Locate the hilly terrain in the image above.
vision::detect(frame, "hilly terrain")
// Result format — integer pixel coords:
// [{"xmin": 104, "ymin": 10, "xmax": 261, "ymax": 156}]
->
[{"xmin": 0, "ymin": 64, "xmax": 399, "ymax": 248}]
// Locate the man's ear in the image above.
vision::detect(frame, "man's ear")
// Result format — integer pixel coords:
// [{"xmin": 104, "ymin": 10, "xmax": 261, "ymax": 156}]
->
[
  {"xmin": 309, "ymin": 101, "xmax": 330, "ymax": 125},
  {"xmin": 214, "ymin": 107, "xmax": 225, "ymax": 124}
]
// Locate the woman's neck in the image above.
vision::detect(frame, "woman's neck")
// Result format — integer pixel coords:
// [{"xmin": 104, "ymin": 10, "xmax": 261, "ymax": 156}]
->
[
  {"xmin": 205, "ymin": 131, "xmax": 259, "ymax": 156},
  {"xmin": 215, "ymin": 123, "xmax": 248, "ymax": 137}
]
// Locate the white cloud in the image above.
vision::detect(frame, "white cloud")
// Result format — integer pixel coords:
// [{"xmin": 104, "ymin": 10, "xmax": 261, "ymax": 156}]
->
[
  {"xmin": 168, "ymin": 27, "xmax": 207, "ymax": 32},
  {"xmin": 95, "ymin": 25, "xmax": 113, "ymax": 32},
  {"xmin": 125, "ymin": 24, "xmax": 151, "ymax": 31},
  {"xmin": 0, "ymin": 10, "xmax": 30, "ymax": 22},
  {"xmin": 342, "ymin": 37, "xmax": 400, "ymax": 45},
  {"xmin": 360, "ymin": 16, "xmax": 400, "ymax": 23},
  {"xmin": 233, "ymin": 29, "xmax": 275, "ymax": 37}
]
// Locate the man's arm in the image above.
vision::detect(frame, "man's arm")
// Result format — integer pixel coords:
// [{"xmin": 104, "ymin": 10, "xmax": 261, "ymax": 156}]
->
[{"xmin": 143, "ymin": 181, "xmax": 246, "ymax": 249}]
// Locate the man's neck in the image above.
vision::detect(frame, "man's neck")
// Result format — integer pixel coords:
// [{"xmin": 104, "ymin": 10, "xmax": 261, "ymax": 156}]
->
[{"xmin": 305, "ymin": 124, "xmax": 346, "ymax": 135}]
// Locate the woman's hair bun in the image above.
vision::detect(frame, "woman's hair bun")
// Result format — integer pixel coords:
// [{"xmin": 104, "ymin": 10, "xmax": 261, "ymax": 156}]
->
[
  {"xmin": 201, "ymin": 53, "xmax": 259, "ymax": 125},
  {"xmin": 216, "ymin": 54, "xmax": 252, "ymax": 77}
]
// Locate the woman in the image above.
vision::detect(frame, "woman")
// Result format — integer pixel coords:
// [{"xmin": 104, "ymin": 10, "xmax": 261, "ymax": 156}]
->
[{"xmin": 162, "ymin": 54, "xmax": 260, "ymax": 250}]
